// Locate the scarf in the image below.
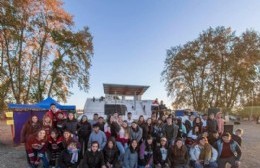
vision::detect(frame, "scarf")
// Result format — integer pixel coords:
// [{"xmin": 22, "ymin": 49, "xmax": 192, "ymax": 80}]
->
[{"xmin": 68, "ymin": 148, "xmax": 78, "ymax": 164}]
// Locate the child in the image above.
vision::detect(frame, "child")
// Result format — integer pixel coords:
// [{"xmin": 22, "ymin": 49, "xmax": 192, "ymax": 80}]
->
[
  {"xmin": 59, "ymin": 142, "xmax": 80, "ymax": 168},
  {"xmin": 232, "ymin": 128, "xmax": 243, "ymax": 146},
  {"xmin": 48, "ymin": 129, "xmax": 63, "ymax": 167}
]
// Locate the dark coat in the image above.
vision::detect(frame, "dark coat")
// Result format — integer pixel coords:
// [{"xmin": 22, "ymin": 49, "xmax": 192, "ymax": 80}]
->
[
  {"xmin": 153, "ymin": 146, "xmax": 168, "ymax": 166},
  {"xmin": 167, "ymin": 145, "xmax": 189, "ymax": 166},
  {"xmin": 59, "ymin": 149, "xmax": 79, "ymax": 168},
  {"xmin": 78, "ymin": 121, "xmax": 92, "ymax": 139},
  {"xmin": 79, "ymin": 149, "xmax": 105, "ymax": 168},
  {"xmin": 64, "ymin": 119, "xmax": 78, "ymax": 135},
  {"xmin": 207, "ymin": 119, "xmax": 218, "ymax": 133},
  {"xmin": 103, "ymin": 146, "xmax": 119, "ymax": 165}
]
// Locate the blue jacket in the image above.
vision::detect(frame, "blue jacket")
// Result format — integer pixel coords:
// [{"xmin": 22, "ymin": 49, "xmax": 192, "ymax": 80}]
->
[
  {"xmin": 215, "ymin": 139, "xmax": 241, "ymax": 160},
  {"xmin": 123, "ymin": 148, "xmax": 138, "ymax": 168}
]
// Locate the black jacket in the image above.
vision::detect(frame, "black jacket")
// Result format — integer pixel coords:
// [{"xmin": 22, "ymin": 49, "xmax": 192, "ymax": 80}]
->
[
  {"xmin": 103, "ymin": 146, "xmax": 119, "ymax": 165},
  {"xmin": 79, "ymin": 149, "xmax": 105, "ymax": 168},
  {"xmin": 59, "ymin": 149, "xmax": 79, "ymax": 168},
  {"xmin": 78, "ymin": 121, "xmax": 92, "ymax": 139}
]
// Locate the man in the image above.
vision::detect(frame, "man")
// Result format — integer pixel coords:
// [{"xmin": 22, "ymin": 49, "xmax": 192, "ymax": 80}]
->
[
  {"xmin": 126, "ymin": 112, "xmax": 134, "ymax": 127},
  {"xmin": 80, "ymin": 141, "xmax": 106, "ymax": 168},
  {"xmin": 88, "ymin": 123, "xmax": 107, "ymax": 149},
  {"xmin": 214, "ymin": 132, "xmax": 242, "ymax": 168},
  {"xmin": 207, "ymin": 113, "xmax": 218, "ymax": 135},
  {"xmin": 201, "ymin": 114, "xmax": 208, "ymax": 131},
  {"xmin": 45, "ymin": 103, "xmax": 63, "ymax": 127},
  {"xmin": 163, "ymin": 117, "xmax": 179, "ymax": 146},
  {"xmin": 90, "ymin": 113, "xmax": 99, "ymax": 126}
]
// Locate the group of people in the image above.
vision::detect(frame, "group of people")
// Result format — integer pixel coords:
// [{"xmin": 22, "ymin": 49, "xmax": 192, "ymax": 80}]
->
[{"xmin": 21, "ymin": 103, "xmax": 243, "ymax": 168}]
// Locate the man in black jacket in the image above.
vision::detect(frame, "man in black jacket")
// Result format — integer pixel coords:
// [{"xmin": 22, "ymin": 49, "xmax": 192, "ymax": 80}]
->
[{"xmin": 79, "ymin": 141, "xmax": 106, "ymax": 168}]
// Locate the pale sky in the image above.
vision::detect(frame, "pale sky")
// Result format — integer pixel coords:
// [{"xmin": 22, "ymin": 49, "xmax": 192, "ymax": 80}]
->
[{"xmin": 62, "ymin": 0, "xmax": 260, "ymax": 109}]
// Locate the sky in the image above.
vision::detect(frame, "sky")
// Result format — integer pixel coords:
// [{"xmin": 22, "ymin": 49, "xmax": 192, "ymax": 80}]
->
[{"xmin": 62, "ymin": 0, "xmax": 260, "ymax": 109}]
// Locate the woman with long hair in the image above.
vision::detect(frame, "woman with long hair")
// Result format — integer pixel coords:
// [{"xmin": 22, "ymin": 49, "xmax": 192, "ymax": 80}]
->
[
  {"xmin": 77, "ymin": 115, "xmax": 92, "ymax": 155},
  {"xmin": 123, "ymin": 139, "xmax": 139, "ymax": 168},
  {"xmin": 42, "ymin": 114, "xmax": 53, "ymax": 138},
  {"xmin": 25, "ymin": 129, "xmax": 49, "ymax": 168},
  {"xmin": 138, "ymin": 135, "xmax": 154, "ymax": 168},
  {"xmin": 21, "ymin": 115, "xmax": 42, "ymax": 143},
  {"xmin": 103, "ymin": 137, "xmax": 120, "ymax": 168},
  {"xmin": 116, "ymin": 120, "xmax": 130, "ymax": 161},
  {"xmin": 154, "ymin": 137, "xmax": 169, "ymax": 168},
  {"xmin": 193, "ymin": 117, "xmax": 203, "ymax": 134},
  {"xmin": 168, "ymin": 138, "xmax": 189, "ymax": 168}
]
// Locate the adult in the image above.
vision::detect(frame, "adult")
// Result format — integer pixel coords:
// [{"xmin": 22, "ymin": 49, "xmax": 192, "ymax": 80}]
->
[
  {"xmin": 126, "ymin": 112, "xmax": 134, "ymax": 127},
  {"xmin": 88, "ymin": 123, "xmax": 107, "ymax": 149},
  {"xmin": 77, "ymin": 115, "xmax": 92, "ymax": 155},
  {"xmin": 103, "ymin": 137, "xmax": 120, "ymax": 168},
  {"xmin": 25, "ymin": 129, "xmax": 49, "ymax": 168},
  {"xmin": 63, "ymin": 112, "xmax": 78, "ymax": 136},
  {"xmin": 189, "ymin": 136, "xmax": 218, "ymax": 168},
  {"xmin": 138, "ymin": 135, "xmax": 154, "ymax": 168},
  {"xmin": 129, "ymin": 121, "xmax": 143, "ymax": 143},
  {"xmin": 153, "ymin": 137, "xmax": 169, "ymax": 168},
  {"xmin": 21, "ymin": 115, "xmax": 42, "ymax": 143},
  {"xmin": 214, "ymin": 132, "xmax": 242, "ymax": 168},
  {"xmin": 207, "ymin": 113, "xmax": 218, "ymax": 135},
  {"xmin": 79, "ymin": 141, "xmax": 106, "ymax": 168},
  {"xmin": 184, "ymin": 114, "xmax": 195, "ymax": 134},
  {"xmin": 123, "ymin": 139, "xmax": 139, "ymax": 168},
  {"xmin": 45, "ymin": 103, "xmax": 63, "ymax": 128},
  {"xmin": 163, "ymin": 117, "xmax": 179, "ymax": 146},
  {"xmin": 59, "ymin": 142, "xmax": 80, "ymax": 168},
  {"xmin": 168, "ymin": 138, "xmax": 189, "ymax": 168},
  {"xmin": 216, "ymin": 112, "xmax": 225, "ymax": 136}
]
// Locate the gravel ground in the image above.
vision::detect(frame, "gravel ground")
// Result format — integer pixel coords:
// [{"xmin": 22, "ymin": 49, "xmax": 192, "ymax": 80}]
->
[{"xmin": 0, "ymin": 120, "xmax": 259, "ymax": 168}]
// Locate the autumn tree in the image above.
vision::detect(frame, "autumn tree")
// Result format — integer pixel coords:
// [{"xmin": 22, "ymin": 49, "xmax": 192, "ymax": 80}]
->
[
  {"xmin": 0, "ymin": 0, "xmax": 93, "ymax": 108},
  {"xmin": 162, "ymin": 26, "xmax": 260, "ymax": 111}
]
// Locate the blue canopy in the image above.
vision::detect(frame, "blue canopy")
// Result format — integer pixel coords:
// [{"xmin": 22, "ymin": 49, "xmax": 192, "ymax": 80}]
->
[{"xmin": 8, "ymin": 97, "xmax": 76, "ymax": 111}]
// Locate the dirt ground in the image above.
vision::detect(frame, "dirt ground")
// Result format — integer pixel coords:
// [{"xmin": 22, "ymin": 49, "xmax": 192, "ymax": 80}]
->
[{"xmin": 0, "ymin": 120, "xmax": 259, "ymax": 168}]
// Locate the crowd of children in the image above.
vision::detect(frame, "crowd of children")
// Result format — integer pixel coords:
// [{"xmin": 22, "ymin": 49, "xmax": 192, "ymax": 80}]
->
[{"xmin": 21, "ymin": 103, "xmax": 243, "ymax": 168}]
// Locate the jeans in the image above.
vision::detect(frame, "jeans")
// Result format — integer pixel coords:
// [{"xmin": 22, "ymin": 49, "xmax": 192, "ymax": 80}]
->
[
  {"xmin": 29, "ymin": 152, "xmax": 49, "ymax": 168},
  {"xmin": 116, "ymin": 141, "xmax": 128, "ymax": 161}
]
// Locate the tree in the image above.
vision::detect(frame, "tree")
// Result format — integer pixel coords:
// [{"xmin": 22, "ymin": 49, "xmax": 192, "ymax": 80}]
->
[
  {"xmin": 162, "ymin": 26, "xmax": 260, "ymax": 111},
  {"xmin": 0, "ymin": 0, "xmax": 93, "ymax": 109}
]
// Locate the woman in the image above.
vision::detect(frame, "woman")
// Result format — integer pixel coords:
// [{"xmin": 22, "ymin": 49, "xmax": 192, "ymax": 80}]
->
[
  {"xmin": 25, "ymin": 129, "xmax": 49, "ymax": 168},
  {"xmin": 116, "ymin": 120, "xmax": 130, "ymax": 161},
  {"xmin": 123, "ymin": 139, "xmax": 139, "ymax": 168},
  {"xmin": 187, "ymin": 125, "xmax": 200, "ymax": 146},
  {"xmin": 42, "ymin": 114, "xmax": 53, "ymax": 138},
  {"xmin": 129, "ymin": 121, "xmax": 143, "ymax": 143},
  {"xmin": 193, "ymin": 117, "xmax": 203, "ymax": 134},
  {"xmin": 138, "ymin": 135, "xmax": 154, "ymax": 168},
  {"xmin": 154, "ymin": 137, "xmax": 169, "ymax": 168},
  {"xmin": 47, "ymin": 129, "xmax": 63, "ymax": 168},
  {"xmin": 103, "ymin": 137, "xmax": 120, "ymax": 168},
  {"xmin": 77, "ymin": 115, "xmax": 92, "ymax": 155},
  {"xmin": 177, "ymin": 118, "xmax": 187, "ymax": 138},
  {"xmin": 59, "ymin": 142, "xmax": 80, "ymax": 168},
  {"xmin": 61, "ymin": 130, "xmax": 79, "ymax": 149},
  {"xmin": 64, "ymin": 112, "xmax": 78, "ymax": 137},
  {"xmin": 152, "ymin": 118, "xmax": 164, "ymax": 146},
  {"xmin": 21, "ymin": 115, "xmax": 42, "ymax": 143},
  {"xmin": 216, "ymin": 112, "xmax": 224, "ymax": 135},
  {"xmin": 79, "ymin": 141, "xmax": 106, "ymax": 168},
  {"xmin": 168, "ymin": 138, "xmax": 189, "ymax": 168},
  {"xmin": 189, "ymin": 136, "xmax": 218, "ymax": 168}
]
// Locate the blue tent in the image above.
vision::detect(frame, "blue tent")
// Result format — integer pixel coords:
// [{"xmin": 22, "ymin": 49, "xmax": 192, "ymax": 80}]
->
[
  {"xmin": 8, "ymin": 97, "xmax": 76, "ymax": 111},
  {"xmin": 8, "ymin": 97, "xmax": 76, "ymax": 144}
]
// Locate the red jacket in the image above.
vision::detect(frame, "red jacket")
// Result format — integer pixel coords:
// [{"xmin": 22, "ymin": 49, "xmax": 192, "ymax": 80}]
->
[{"xmin": 25, "ymin": 135, "xmax": 47, "ymax": 163}]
